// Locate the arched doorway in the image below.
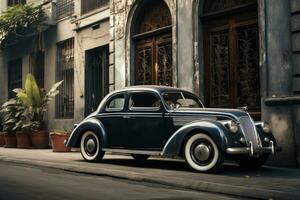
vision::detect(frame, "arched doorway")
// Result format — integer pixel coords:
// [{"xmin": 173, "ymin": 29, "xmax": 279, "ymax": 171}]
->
[
  {"xmin": 132, "ymin": 0, "xmax": 172, "ymax": 86},
  {"xmin": 202, "ymin": 0, "xmax": 260, "ymax": 119}
]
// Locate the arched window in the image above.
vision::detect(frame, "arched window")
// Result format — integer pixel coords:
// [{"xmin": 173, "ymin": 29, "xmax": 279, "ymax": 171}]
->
[
  {"xmin": 202, "ymin": 0, "xmax": 260, "ymax": 118},
  {"xmin": 132, "ymin": 0, "xmax": 172, "ymax": 86}
]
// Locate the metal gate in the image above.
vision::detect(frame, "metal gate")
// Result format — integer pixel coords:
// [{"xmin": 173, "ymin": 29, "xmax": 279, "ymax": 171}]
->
[{"xmin": 85, "ymin": 46, "xmax": 109, "ymax": 116}]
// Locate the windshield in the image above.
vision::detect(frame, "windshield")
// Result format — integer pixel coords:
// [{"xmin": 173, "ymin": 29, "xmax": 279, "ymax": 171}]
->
[{"xmin": 162, "ymin": 92, "xmax": 204, "ymax": 109}]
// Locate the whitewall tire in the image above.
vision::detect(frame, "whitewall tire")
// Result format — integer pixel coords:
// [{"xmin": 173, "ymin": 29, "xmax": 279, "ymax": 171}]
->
[
  {"xmin": 80, "ymin": 131, "xmax": 104, "ymax": 162},
  {"xmin": 184, "ymin": 133, "xmax": 224, "ymax": 172}
]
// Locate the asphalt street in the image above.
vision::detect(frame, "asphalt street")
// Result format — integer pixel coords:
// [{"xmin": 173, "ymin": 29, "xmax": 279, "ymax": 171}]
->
[
  {"xmin": 1, "ymin": 149, "xmax": 299, "ymax": 199},
  {"xmin": 0, "ymin": 162, "xmax": 249, "ymax": 200}
]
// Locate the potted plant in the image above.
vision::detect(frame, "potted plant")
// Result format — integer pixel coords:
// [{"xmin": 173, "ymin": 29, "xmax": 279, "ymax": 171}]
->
[
  {"xmin": 50, "ymin": 130, "xmax": 71, "ymax": 152},
  {"xmin": 15, "ymin": 111, "xmax": 32, "ymax": 149},
  {"xmin": 13, "ymin": 73, "xmax": 63, "ymax": 148},
  {"xmin": 0, "ymin": 98, "xmax": 21, "ymax": 148}
]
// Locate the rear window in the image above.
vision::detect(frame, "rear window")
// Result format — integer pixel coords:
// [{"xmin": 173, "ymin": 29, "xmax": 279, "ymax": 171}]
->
[{"xmin": 106, "ymin": 94, "xmax": 125, "ymax": 111}]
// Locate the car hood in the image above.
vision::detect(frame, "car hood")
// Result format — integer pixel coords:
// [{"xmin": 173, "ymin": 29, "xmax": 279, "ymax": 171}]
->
[{"xmin": 172, "ymin": 108, "xmax": 249, "ymax": 121}]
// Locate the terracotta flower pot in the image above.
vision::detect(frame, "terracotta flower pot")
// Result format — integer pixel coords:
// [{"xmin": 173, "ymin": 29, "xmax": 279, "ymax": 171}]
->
[
  {"xmin": 16, "ymin": 131, "xmax": 31, "ymax": 148},
  {"xmin": 0, "ymin": 132, "xmax": 5, "ymax": 147},
  {"xmin": 31, "ymin": 130, "xmax": 49, "ymax": 149},
  {"xmin": 50, "ymin": 133, "xmax": 71, "ymax": 152},
  {"xmin": 4, "ymin": 132, "xmax": 17, "ymax": 148}
]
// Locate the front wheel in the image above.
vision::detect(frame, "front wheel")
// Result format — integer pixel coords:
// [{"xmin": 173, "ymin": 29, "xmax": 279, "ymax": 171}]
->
[
  {"xmin": 80, "ymin": 131, "xmax": 104, "ymax": 162},
  {"xmin": 235, "ymin": 154, "xmax": 269, "ymax": 168},
  {"xmin": 184, "ymin": 133, "xmax": 224, "ymax": 172}
]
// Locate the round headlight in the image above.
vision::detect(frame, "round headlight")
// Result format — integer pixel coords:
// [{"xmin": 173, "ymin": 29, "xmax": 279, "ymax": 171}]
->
[
  {"xmin": 262, "ymin": 122, "xmax": 271, "ymax": 133},
  {"xmin": 229, "ymin": 121, "xmax": 239, "ymax": 133}
]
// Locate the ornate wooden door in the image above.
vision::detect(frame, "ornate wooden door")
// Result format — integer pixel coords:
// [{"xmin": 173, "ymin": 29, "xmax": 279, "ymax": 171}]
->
[
  {"xmin": 135, "ymin": 33, "xmax": 172, "ymax": 86},
  {"xmin": 133, "ymin": 0, "xmax": 172, "ymax": 86},
  {"xmin": 203, "ymin": 1, "xmax": 260, "ymax": 118}
]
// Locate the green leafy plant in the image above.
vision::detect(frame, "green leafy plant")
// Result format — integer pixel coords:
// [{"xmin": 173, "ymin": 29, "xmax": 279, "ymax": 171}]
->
[
  {"xmin": 0, "ymin": 98, "xmax": 25, "ymax": 133},
  {"xmin": 0, "ymin": 4, "xmax": 46, "ymax": 49},
  {"xmin": 13, "ymin": 73, "xmax": 63, "ymax": 132}
]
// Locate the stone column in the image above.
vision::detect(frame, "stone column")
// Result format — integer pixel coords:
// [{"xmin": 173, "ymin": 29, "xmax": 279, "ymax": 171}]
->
[
  {"xmin": 263, "ymin": 0, "xmax": 296, "ymax": 166},
  {"xmin": 177, "ymin": 1, "xmax": 195, "ymax": 93},
  {"xmin": 290, "ymin": 0, "xmax": 300, "ymax": 167}
]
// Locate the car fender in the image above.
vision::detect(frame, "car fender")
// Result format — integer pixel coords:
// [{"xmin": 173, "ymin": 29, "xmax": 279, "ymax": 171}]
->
[
  {"xmin": 161, "ymin": 120, "xmax": 229, "ymax": 157},
  {"xmin": 66, "ymin": 117, "xmax": 108, "ymax": 148}
]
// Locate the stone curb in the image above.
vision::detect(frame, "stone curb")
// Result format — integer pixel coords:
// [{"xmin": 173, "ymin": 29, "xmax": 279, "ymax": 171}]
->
[{"xmin": 0, "ymin": 156, "xmax": 299, "ymax": 200}]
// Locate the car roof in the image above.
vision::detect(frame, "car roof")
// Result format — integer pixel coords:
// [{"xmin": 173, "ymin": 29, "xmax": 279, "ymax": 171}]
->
[{"xmin": 115, "ymin": 85, "xmax": 191, "ymax": 94}]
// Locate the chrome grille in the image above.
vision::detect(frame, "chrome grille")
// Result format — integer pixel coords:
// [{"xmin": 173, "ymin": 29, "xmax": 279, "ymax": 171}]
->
[{"xmin": 239, "ymin": 116, "xmax": 261, "ymax": 148}]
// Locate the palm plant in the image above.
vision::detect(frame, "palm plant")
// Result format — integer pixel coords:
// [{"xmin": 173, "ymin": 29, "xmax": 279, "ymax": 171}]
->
[{"xmin": 13, "ymin": 73, "xmax": 63, "ymax": 132}]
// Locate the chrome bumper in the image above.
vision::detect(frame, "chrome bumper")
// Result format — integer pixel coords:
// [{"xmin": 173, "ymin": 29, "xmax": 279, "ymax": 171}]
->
[{"xmin": 226, "ymin": 141, "xmax": 282, "ymax": 156}]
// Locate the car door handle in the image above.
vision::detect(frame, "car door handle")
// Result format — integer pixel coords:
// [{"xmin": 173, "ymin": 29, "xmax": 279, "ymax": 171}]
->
[{"xmin": 123, "ymin": 116, "xmax": 131, "ymax": 119}]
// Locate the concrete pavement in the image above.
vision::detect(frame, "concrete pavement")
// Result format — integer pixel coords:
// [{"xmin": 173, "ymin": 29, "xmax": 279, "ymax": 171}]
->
[{"xmin": 0, "ymin": 148, "xmax": 299, "ymax": 200}]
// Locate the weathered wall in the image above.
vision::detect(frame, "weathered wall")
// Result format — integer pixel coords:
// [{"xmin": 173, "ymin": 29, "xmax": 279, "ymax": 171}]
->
[
  {"xmin": 1, "ymin": 0, "xmax": 110, "ymax": 132},
  {"xmin": 0, "ymin": 1, "xmax": 6, "ymax": 12},
  {"xmin": 290, "ymin": 0, "xmax": 300, "ymax": 166},
  {"xmin": 263, "ymin": 0, "xmax": 296, "ymax": 166},
  {"xmin": 45, "ymin": 12, "xmax": 110, "ymax": 132},
  {"xmin": 44, "ymin": 18, "xmax": 76, "ymax": 132}
]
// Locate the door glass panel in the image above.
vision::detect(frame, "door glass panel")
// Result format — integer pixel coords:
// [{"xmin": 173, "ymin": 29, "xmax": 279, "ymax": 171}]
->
[
  {"xmin": 208, "ymin": 30, "xmax": 230, "ymax": 108},
  {"xmin": 136, "ymin": 46, "xmax": 153, "ymax": 85},
  {"xmin": 236, "ymin": 25, "xmax": 260, "ymax": 109},
  {"xmin": 203, "ymin": 0, "xmax": 260, "ymax": 118},
  {"xmin": 157, "ymin": 42, "xmax": 172, "ymax": 86}
]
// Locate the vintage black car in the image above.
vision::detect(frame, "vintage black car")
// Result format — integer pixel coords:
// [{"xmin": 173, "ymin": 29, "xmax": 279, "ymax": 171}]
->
[{"xmin": 66, "ymin": 86, "xmax": 281, "ymax": 172}]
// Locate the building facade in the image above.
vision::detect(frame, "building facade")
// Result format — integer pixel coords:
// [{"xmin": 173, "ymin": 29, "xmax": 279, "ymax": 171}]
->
[
  {"xmin": 0, "ymin": 0, "xmax": 110, "ymax": 131},
  {"xmin": 0, "ymin": 0, "xmax": 300, "ymax": 167}
]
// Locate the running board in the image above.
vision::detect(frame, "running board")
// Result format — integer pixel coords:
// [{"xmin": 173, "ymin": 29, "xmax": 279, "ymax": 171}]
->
[{"xmin": 102, "ymin": 148, "xmax": 162, "ymax": 156}]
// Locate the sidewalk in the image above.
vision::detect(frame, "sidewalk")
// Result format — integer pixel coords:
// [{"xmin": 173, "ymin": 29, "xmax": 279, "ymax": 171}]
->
[{"xmin": 0, "ymin": 148, "xmax": 299, "ymax": 200}]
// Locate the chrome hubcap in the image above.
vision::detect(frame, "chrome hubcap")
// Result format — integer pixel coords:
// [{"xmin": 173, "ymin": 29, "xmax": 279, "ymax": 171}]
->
[
  {"xmin": 86, "ymin": 139, "xmax": 96, "ymax": 153},
  {"xmin": 193, "ymin": 144, "xmax": 210, "ymax": 161}
]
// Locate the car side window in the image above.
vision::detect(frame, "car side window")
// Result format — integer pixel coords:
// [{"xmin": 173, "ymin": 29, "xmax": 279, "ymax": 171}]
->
[
  {"xmin": 106, "ymin": 94, "xmax": 125, "ymax": 111},
  {"xmin": 129, "ymin": 92, "xmax": 160, "ymax": 110}
]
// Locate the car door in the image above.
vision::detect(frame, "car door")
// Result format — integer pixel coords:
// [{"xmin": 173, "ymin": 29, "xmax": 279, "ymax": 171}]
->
[
  {"xmin": 126, "ymin": 91, "xmax": 167, "ymax": 150},
  {"xmin": 98, "ymin": 93, "xmax": 128, "ymax": 148}
]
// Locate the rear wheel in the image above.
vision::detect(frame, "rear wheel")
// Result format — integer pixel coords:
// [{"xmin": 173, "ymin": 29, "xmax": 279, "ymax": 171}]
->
[
  {"xmin": 184, "ymin": 133, "xmax": 224, "ymax": 172},
  {"xmin": 80, "ymin": 131, "xmax": 104, "ymax": 162},
  {"xmin": 235, "ymin": 154, "xmax": 269, "ymax": 168},
  {"xmin": 131, "ymin": 154, "xmax": 150, "ymax": 162}
]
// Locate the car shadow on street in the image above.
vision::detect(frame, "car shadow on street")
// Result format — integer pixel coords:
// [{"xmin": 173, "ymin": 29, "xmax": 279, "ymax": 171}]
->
[{"xmin": 75, "ymin": 157, "xmax": 292, "ymax": 177}]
